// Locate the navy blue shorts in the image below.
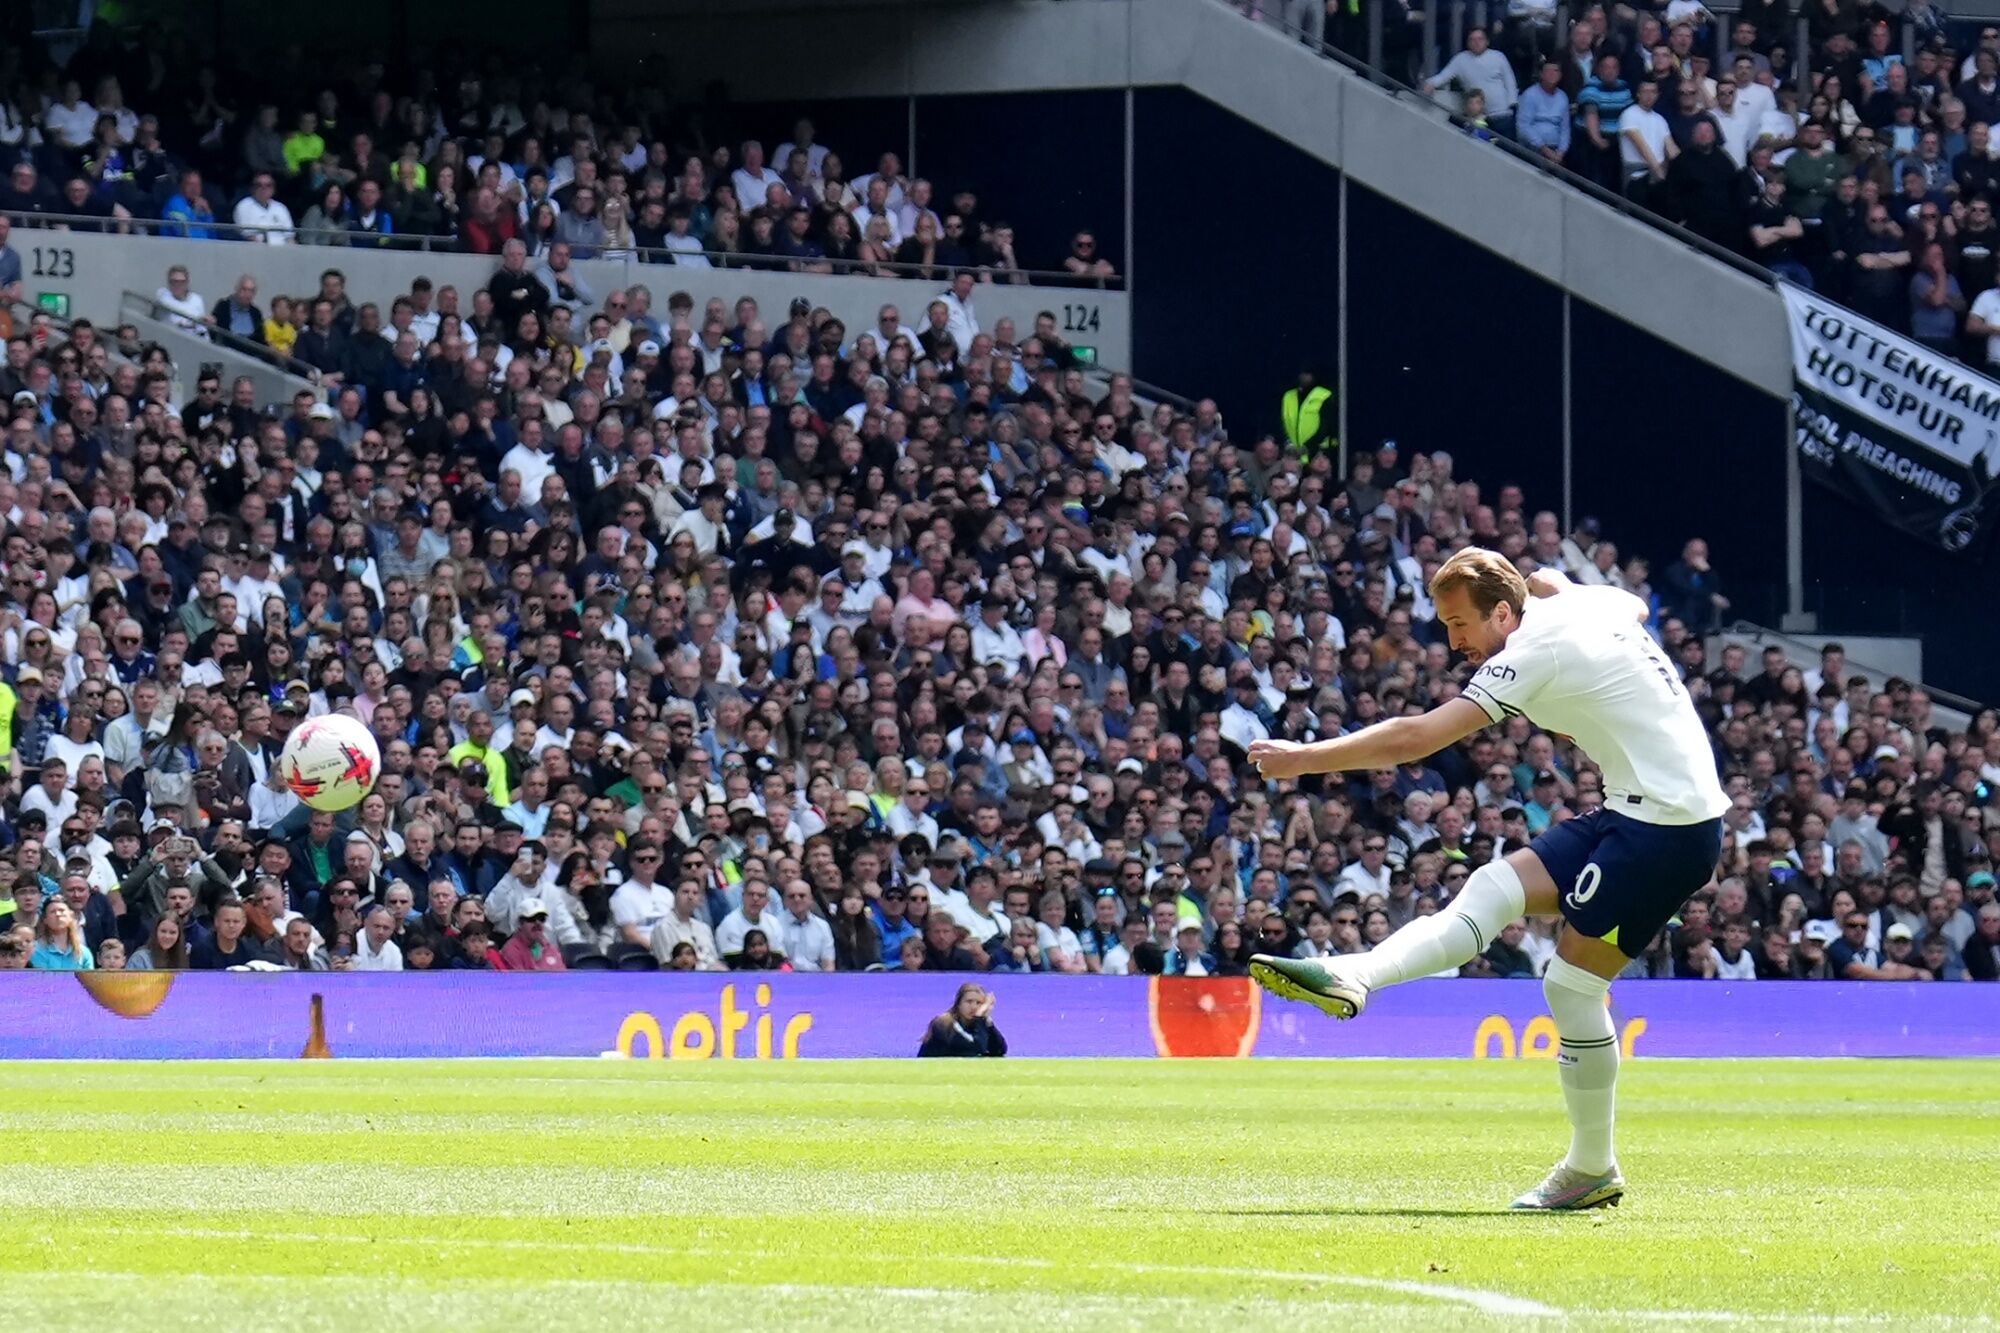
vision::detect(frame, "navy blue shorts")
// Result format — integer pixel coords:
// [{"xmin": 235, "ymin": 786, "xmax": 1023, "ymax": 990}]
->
[{"xmin": 1527, "ymin": 808, "xmax": 1723, "ymax": 957}]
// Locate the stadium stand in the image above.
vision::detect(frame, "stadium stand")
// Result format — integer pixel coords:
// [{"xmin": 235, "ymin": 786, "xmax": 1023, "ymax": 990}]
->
[
  {"xmin": 0, "ymin": 64, "xmax": 1118, "ymax": 284},
  {"xmin": 0, "ymin": 21, "xmax": 1996, "ymax": 986},
  {"xmin": 1268, "ymin": 0, "xmax": 2000, "ymax": 371}
]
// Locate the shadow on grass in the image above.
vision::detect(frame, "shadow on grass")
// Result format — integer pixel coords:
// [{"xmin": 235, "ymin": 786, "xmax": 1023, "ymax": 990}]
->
[{"xmin": 1211, "ymin": 1206, "xmax": 1519, "ymax": 1219}]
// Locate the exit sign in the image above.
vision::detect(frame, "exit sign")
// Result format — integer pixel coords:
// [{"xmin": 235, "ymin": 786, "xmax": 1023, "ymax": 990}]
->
[
  {"xmin": 1072, "ymin": 346, "xmax": 1097, "ymax": 366},
  {"xmin": 37, "ymin": 292, "xmax": 69, "ymax": 318}
]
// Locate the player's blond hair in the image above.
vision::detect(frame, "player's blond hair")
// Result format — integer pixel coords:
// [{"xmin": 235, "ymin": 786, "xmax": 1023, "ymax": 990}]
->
[{"xmin": 1429, "ymin": 548, "xmax": 1527, "ymax": 619}]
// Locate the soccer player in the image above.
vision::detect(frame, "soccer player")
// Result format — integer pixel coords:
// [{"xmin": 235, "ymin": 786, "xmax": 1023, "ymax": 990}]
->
[{"xmin": 1246, "ymin": 551, "xmax": 1726, "ymax": 1210}]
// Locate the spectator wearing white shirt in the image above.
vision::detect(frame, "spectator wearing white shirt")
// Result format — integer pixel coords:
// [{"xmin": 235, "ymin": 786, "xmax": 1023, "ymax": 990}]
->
[
  {"xmin": 1727, "ymin": 55, "xmax": 1776, "ymax": 124},
  {"xmin": 896, "ymin": 178, "xmax": 942, "ymax": 240},
  {"xmin": 1218, "ymin": 673, "xmax": 1272, "ymax": 751},
  {"xmin": 777, "ymin": 880, "xmax": 837, "ymax": 971},
  {"xmin": 852, "ymin": 152, "xmax": 908, "ymax": 210},
  {"xmin": 730, "ymin": 140, "xmax": 785, "ymax": 213},
  {"xmin": 971, "ymin": 598, "xmax": 1026, "ymax": 677},
  {"xmin": 715, "ymin": 878, "xmax": 789, "ymax": 960},
  {"xmin": 1968, "ymin": 284, "xmax": 2000, "ymax": 369},
  {"xmin": 41, "ymin": 80, "xmax": 97, "ymax": 152},
  {"xmin": 232, "ymin": 172, "xmax": 295, "ymax": 243},
  {"xmin": 153, "ymin": 265, "xmax": 210, "ymax": 339},
  {"xmin": 851, "ymin": 177, "xmax": 904, "ymax": 248},
  {"xmin": 886, "ymin": 780, "xmax": 941, "ymax": 846},
  {"xmin": 940, "ymin": 271, "xmax": 980, "ymax": 353},
  {"xmin": 1336, "ymin": 836, "xmax": 1395, "ymax": 899},
  {"xmin": 500, "ymin": 432, "xmax": 557, "ymax": 500},
  {"xmin": 1618, "ymin": 78, "xmax": 1674, "ymax": 197},
  {"xmin": 781, "ymin": 119, "xmax": 831, "ymax": 180},
  {"xmin": 649, "ymin": 882, "xmax": 724, "ymax": 969},
  {"xmin": 19, "ymin": 759, "xmax": 78, "ymax": 825},
  {"xmin": 1709, "ymin": 81, "xmax": 1760, "ymax": 168},
  {"xmin": 353, "ymin": 907, "xmax": 404, "ymax": 970},
  {"xmin": 609, "ymin": 857, "xmax": 675, "ymax": 948}
]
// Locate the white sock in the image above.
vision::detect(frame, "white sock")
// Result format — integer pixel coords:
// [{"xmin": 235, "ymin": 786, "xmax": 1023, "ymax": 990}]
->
[
  {"xmin": 1544, "ymin": 957, "xmax": 1619, "ymax": 1175},
  {"xmin": 1340, "ymin": 859, "xmax": 1525, "ymax": 990}
]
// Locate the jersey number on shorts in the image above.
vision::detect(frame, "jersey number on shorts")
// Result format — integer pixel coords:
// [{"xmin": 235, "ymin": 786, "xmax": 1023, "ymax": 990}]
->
[{"xmin": 1566, "ymin": 863, "xmax": 1603, "ymax": 911}]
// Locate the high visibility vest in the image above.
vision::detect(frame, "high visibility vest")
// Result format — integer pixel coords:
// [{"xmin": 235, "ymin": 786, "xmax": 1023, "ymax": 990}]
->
[
  {"xmin": 0, "ymin": 681, "xmax": 16, "ymax": 773},
  {"xmin": 1282, "ymin": 385, "xmax": 1334, "ymax": 451}
]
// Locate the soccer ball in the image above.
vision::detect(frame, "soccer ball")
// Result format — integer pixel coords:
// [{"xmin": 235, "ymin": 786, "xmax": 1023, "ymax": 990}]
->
[{"xmin": 280, "ymin": 712, "xmax": 381, "ymax": 812}]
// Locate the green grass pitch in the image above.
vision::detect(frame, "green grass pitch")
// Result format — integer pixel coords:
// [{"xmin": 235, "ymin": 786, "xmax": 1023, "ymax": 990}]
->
[{"xmin": 5, "ymin": 1058, "xmax": 1996, "ymax": 1329}]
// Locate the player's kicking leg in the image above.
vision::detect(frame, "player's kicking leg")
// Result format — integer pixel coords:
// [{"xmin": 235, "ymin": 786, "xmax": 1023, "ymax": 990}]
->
[
  {"xmin": 1251, "ymin": 813, "xmax": 1715, "ymax": 1212},
  {"xmin": 1251, "ymin": 851, "xmax": 1539, "ymax": 1022}
]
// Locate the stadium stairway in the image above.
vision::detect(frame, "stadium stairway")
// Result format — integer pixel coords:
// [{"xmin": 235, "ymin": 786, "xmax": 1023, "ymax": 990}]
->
[
  {"xmin": 1156, "ymin": 0, "xmax": 1795, "ymax": 397},
  {"xmin": 118, "ymin": 290, "xmax": 322, "ymax": 408}
]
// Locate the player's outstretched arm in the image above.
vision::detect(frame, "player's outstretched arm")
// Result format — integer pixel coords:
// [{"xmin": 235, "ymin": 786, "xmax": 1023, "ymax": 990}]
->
[{"xmin": 1249, "ymin": 697, "xmax": 1491, "ymax": 781}]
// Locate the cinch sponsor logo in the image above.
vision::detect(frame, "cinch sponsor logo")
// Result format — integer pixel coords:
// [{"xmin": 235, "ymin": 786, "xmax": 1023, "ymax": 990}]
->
[
  {"xmin": 615, "ymin": 983, "xmax": 816, "ymax": 1059},
  {"xmin": 1476, "ymin": 664, "xmax": 1517, "ymax": 682},
  {"xmin": 1472, "ymin": 1013, "xmax": 1647, "ymax": 1060}
]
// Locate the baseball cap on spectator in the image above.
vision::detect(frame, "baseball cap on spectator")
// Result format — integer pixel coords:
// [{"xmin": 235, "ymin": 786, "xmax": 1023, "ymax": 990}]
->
[
  {"xmin": 508, "ymin": 688, "xmax": 538, "ymax": 709},
  {"xmin": 307, "ymin": 402, "xmax": 336, "ymax": 420},
  {"xmin": 637, "ymin": 340, "xmax": 662, "ymax": 357},
  {"xmin": 1116, "ymin": 758, "xmax": 1145, "ymax": 776},
  {"xmin": 1968, "ymin": 872, "xmax": 1997, "ymax": 892},
  {"xmin": 518, "ymin": 899, "xmax": 550, "ymax": 922},
  {"xmin": 1886, "ymin": 923, "xmax": 1914, "ymax": 942},
  {"xmin": 16, "ymin": 666, "xmax": 42, "ymax": 685},
  {"xmin": 1872, "ymin": 745, "xmax": 1900, "ymax": 761}
]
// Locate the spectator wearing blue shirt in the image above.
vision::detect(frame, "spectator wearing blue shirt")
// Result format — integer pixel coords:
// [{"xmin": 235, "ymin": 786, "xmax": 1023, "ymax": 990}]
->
[
  {"xmin": 1518, "ymin": 60, "xmax": 1573, "ymax": 164},
  {"xmin": 1827, "ymin": 913, "xmax": 1932, "ymax": 979},
  {"xmin": 870, "ymin": 884, "xmax": 921, "ymax": 968},
  {"xmin": 0, "ymin": 215, "xmax": 21, "ymax": 307},
  {"xmin": 161, "ymin": 167, "xmax": 218, "ymax": 240},
  {"xmin": 1165, "ymin": 921, "xmax": 1218, "ymax": 975}
]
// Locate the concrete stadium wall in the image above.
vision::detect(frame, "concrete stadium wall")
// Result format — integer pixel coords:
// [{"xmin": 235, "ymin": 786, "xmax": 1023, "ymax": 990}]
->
[
  {"xmin": 11, "ymin": 231, "xmax": 1132, "ymax": 371},
  {"xmin": 4, "ymin": 972, "xmax": 1993, "ymax": 1059}
]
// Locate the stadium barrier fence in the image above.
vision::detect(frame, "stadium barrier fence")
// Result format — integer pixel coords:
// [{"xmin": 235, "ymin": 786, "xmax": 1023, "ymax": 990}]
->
[{"xmin": 2, "ymin": 974, "xmax": 1993, "ymax": 1060}]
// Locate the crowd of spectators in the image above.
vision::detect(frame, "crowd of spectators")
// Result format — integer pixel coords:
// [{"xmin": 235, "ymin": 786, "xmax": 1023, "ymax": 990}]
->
[
  {"xmin": 1, "ymin": 198, "xmax": 1999, "ymax": 983},
  {"xmin": 0, "ymin": 37, "xmax": 1116, "ymax": 284},
  {"xmin": 1299, "ymin": 0, "xmax": 2000, "ymax": 367}
]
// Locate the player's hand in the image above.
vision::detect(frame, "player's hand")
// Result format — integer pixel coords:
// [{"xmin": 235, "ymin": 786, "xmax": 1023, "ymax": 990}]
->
[{"xmin": 1248, "ymin": 739, "xmax": 1318, "ymax": 781}]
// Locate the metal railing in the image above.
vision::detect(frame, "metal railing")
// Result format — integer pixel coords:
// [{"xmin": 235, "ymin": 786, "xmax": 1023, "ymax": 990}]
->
[
  {"xmin": 1231, "ymin": 0, "xmax": 1786, "ymax": 291},
  {"xmin": 2, "ymin": 294, "xmax": 78, "ymax": 340},
  {"xmin": 119, "ymin": 288, "xmax": 327, "ymax": 385},
  {"xmin": 1722, "ymin": 619, "xmax": 1985, "ymax": 723},
  {"xmin": 1, "ymin": 208, "xmax": 1123, "ymax": 290}
]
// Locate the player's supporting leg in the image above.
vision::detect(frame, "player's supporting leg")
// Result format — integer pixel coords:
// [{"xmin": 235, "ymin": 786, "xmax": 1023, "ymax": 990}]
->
[
  {"xmin": 1544, "ymin": 957, "xmax": 1618, "ymax": 1174},
  {"xmin": 1250, "ymin": 858, "xmax": 1527, "ymax": 1017},
  {"xmin": 1511, "ymin": 951, "xmax": 1626, "ymax": 1209}
]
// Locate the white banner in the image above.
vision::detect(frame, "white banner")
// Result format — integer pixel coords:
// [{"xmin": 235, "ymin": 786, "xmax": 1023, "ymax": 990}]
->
[{"xmin": 1779, "ymin": 283, "xmax": 2000, "ymax": 551}]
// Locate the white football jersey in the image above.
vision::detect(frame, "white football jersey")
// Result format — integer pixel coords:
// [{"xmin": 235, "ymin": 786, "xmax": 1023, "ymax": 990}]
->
[{"xmin": 1459, "ymin": 585, "xmax": 1729, "ymax": 827}]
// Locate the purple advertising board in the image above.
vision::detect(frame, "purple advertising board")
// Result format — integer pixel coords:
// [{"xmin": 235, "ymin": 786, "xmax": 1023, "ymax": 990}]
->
[{"xmin": 0, "ymin": 974, "xmax": 1996, "ymax": 1060}]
